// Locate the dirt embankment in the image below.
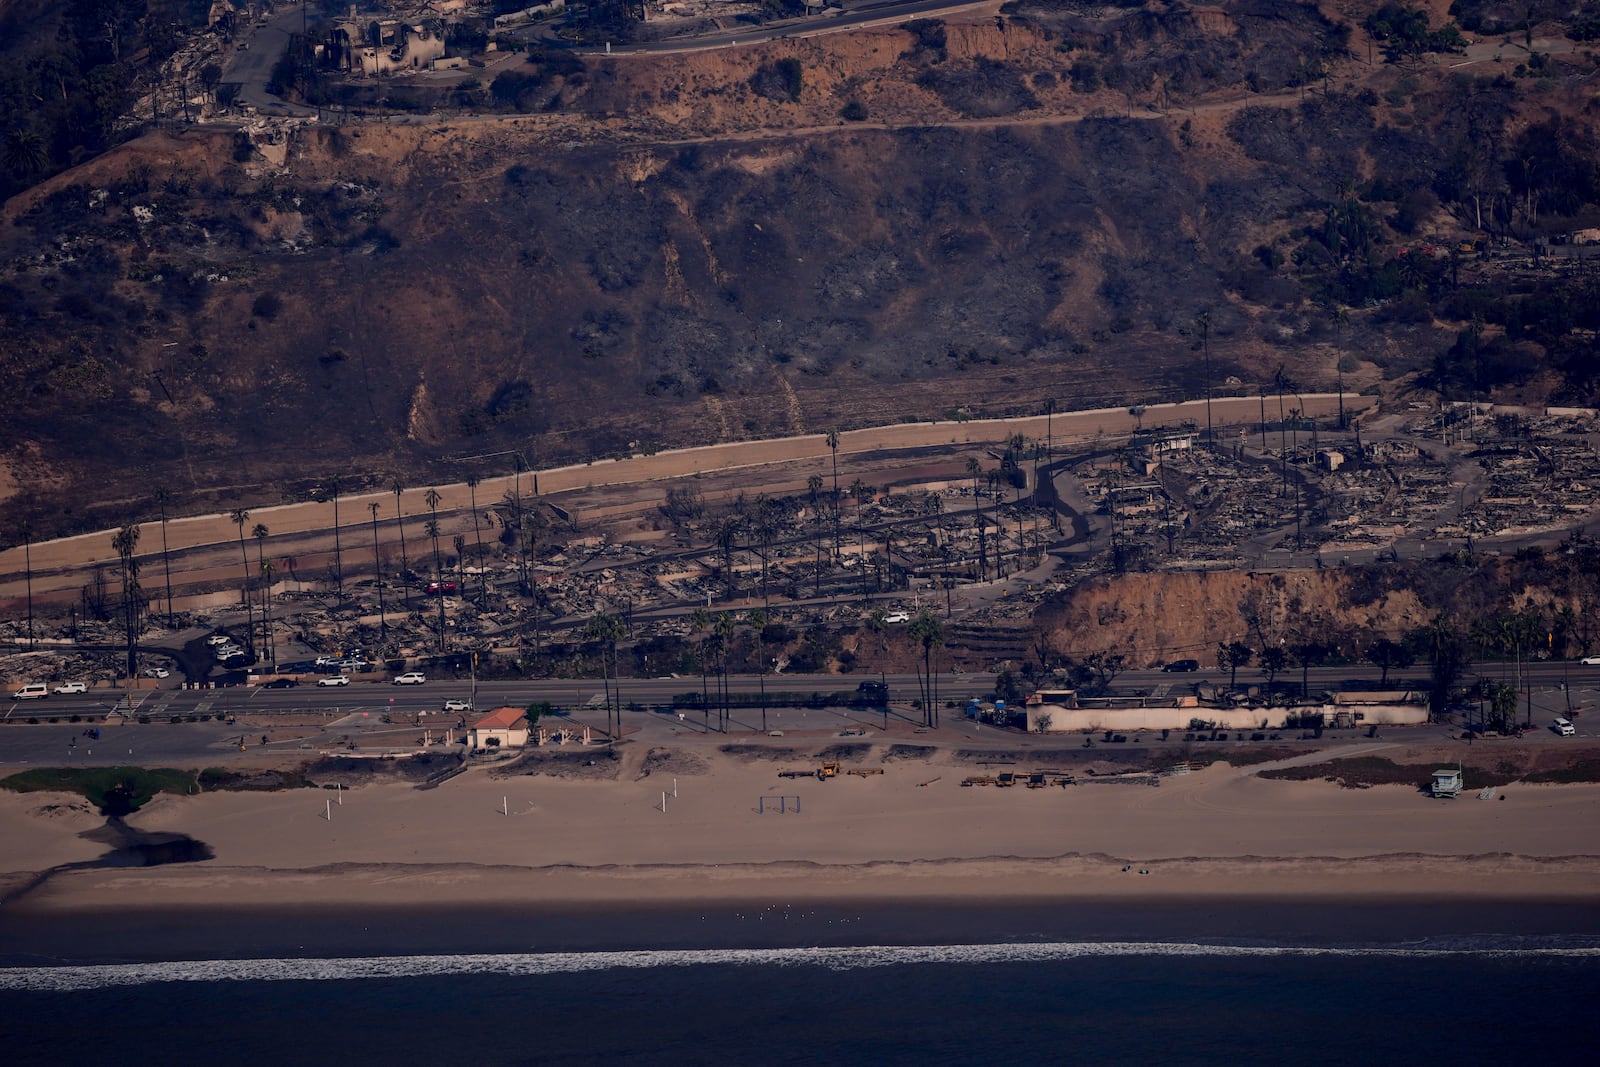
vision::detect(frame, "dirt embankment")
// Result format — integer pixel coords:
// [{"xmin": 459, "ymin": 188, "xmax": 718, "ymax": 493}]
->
[{"xmin": 1034, "ymin": 568, "xmax": 1431, "ymax": 666}]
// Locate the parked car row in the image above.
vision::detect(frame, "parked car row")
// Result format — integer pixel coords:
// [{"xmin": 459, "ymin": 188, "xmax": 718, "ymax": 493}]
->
[
  {"xmin": 10, "ymin": 678, "xmax": 132, "ymax": 698},
  {"xmin": 316, "ymin": 653, "xmax": 377, "ymax": 673},
  {"xmin": 206, "ymin": 633, "xmax": 250, "ymax": 668}
]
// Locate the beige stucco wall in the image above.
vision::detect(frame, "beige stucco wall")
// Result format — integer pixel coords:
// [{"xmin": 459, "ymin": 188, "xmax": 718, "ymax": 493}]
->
[{"xmin": 1025, "ymin": 702, "xmax": 1428, "ymax": 734}]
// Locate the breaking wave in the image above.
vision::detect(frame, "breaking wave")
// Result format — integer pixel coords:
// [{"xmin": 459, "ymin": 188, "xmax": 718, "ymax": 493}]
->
[{"xmin": 4, "ymin": 939, "xmax": 1598, "ymax": 991}]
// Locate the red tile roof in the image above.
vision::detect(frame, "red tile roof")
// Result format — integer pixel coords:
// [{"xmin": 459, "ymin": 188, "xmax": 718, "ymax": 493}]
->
[{"xmin": 472, "ymin": 706, "xmax": 526, "ymax": 730}]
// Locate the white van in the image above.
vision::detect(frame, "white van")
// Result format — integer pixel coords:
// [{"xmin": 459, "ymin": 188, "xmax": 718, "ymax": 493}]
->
[
  {"xmin": 11, "ymin": 683, "xmax": 49, "ymax": 700},
  {"xmin": 1553, "ymin": 717, "xmax": 1576, "ymax": 737}
]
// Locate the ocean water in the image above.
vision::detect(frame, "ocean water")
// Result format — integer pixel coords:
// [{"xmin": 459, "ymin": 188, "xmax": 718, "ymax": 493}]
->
[{"xmin": 4, "ymin": 936, "xmax": 1600, "ymax": 1065}]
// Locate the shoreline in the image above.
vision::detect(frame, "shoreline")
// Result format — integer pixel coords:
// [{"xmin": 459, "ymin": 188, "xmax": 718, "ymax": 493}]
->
[
  {"xmin": 11, "ymin": 849, "xmax": 1600, "ymax": 914},
  {"xmin": 6, "ymin": 862, "xmax": 1600, "ymax": 966}
]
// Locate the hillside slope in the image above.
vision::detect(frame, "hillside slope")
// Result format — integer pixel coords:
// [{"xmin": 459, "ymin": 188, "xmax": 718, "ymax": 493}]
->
[{"xmin": 1, "ymin": 1, "xmax": 1597, "ymax": 538}]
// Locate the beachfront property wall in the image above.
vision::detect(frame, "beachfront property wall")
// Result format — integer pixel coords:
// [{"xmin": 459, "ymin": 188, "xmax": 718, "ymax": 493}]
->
[{"xmin": 1026, "ymin": 703, "xmax": 1428, "ymax": 733}]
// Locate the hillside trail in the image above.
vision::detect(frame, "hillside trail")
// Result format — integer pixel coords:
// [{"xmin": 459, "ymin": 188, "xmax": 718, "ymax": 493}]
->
[{"xmin": 648, "ymin": 86, "xmax": 1307, "ymax": 149}]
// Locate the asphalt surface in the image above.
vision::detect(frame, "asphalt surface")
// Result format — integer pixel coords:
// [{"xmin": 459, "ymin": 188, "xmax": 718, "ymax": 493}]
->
[{"xmin": 4, "ymin": 664, "xmax": 1596, "ymax": 769}]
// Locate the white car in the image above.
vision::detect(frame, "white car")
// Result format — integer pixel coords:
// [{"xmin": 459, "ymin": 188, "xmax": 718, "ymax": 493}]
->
[
  {"xmin": 317, "ymin": 675, "xmax": 350, "ymax": 687},
  {"xmin": 206, "ymin": 634, "xmax": 234, "ymax": 646},
  {"xmin": 392, "ymin": 672, "xmax": 426, "ymax": 686},
  {"xmin": 883, "ymin": 610, "xmax": 912, "ymax": 624},
  {"xmin": 442, "ymin": 698, "xmax": 472, "ymax": 713},
  {"xmin": 53, "ymin": 681, "xmax": 88, "ymax": 695},
  {"xmin": 12, "ymin": 683, "xmax": 49, "ymax": 700},
  {"xmin": 142, "ymin": 667, "xmax": 170, "ymax": 679},
  {"xmin": 1582, "ymin": 655, "xmax": 1600, "ymax": 665}
]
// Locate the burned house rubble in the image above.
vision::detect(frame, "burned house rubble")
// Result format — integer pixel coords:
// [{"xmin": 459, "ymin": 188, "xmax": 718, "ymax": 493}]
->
[{"xmin": 6, "ymin": 400, "xmax": 1600, "ymax": 687}]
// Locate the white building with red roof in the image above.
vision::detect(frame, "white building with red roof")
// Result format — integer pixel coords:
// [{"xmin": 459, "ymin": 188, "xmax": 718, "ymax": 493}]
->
[{"xmin": 466, "ymin": 707, "xmax": 529, "ymax": 750}]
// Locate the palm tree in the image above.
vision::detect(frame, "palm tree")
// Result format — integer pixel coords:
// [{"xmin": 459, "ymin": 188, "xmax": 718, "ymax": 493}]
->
[
  {"xmin": 230, "ymin": 508, "xmax": 253, "ymax": 653},
  {"xmin": 369, "ymin": 502, "xmax": 387, "ymax": 637},
  {"xmin": 867, "ymin": 604, "xmax": 890, "ymax": 730},
  {"xmin": 253, "ymin": 523, "xmax": 271, "ymax": 665},
  {"xmin": 328, "ymin": 477, "xmax": 343, "ymax": 596},
  {"xmin": 112, "ymin": 523, "xmax": 142, "ymax": 680},
  {"xmin": 752, "ymin": 495, "xmax": 778, "ymax": 608},
  {"xmin": 424, "ymin": 517, "xmax": 444, "ymax": 650},
  {"xmin": 587, "ymin": 611, "xmax": 626, "ymax": 737},
  {"xmin": 966, "ymin": 455, "xmax": 985, "ymax": 581},
  {"xmin": 1194, "ymin": 309, "xmax": 1213, "ymax": 450},
  {"xmin": 714, "ymin": 515, "xmax": 743, "ymax": 600},
  {"xmin": 691, "ymin": 607, "xmax": 712, "ymax": 729},
  {"xmin": 154, "ymin": 488, "xmax": 174, "ymax": 624},
  {"xmin": 826, "ymin": 428, "xmax": 841, "ymax": 559},
  {"xmin": 714, "ymin": 611, "xmax": 736, "ymax": 731},
  {"xmin": 909, "ymin": 609, "xmax": 945, "ymax": 727},
  {"xmin": 391, "ymin": 479, "xmax": 409, "ymax": 605},
  {"xmin": 424, "ymin": 487, "xmax": 443, "ymax": 571},
  {"xmin": 807, "ymin": 473, "xmax": 827, "ymax": 595},
  {"xmin": 3, "ymin": 127, "xmax": 48, "ymax": 177},
  {"xmin": 466, "ymin": 474, "xmax": 486, "ymax": 601},
  {"xmin": 259, "ymin": 559, "xmax": 277, "ymax": 668},
  {"xmin": 424, "ymin": 488, "xmax": 445, "ymax": 639},
  {"xmin": 746, "ymin": 607, "xmax": 769, "ymax": 732},
  {"xmin": 453, "ymin": 533, "xmax": 467, "ymax": 594}
]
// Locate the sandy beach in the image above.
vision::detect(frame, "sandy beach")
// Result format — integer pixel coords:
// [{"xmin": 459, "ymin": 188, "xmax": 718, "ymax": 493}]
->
[{"xmin": 5, "ymin": 740, "xmax": 1600, "ymax": 918}]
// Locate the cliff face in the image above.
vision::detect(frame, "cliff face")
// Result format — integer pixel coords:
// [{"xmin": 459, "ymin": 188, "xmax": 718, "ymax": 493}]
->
[
  {"xmin": 1035, "ymin": 569, "xmax": 1429, "ymax": 667},
  {"xmin": 1034, "ymin": 548, "xmax": 1600, "ymax": 670}
]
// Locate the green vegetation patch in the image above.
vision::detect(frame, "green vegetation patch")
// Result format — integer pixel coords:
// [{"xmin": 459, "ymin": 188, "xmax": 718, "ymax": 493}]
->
[{"xmin": 0, "ymin": 766, "xmax": 196, "ymax": 815}]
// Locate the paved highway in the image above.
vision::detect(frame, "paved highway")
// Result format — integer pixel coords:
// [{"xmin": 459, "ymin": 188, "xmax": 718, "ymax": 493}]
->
[
  {"xmin": 4, "ymin": 663, "xmax": 1597, "ymax": 769},
  {"xmin": 573, "ymin": 0, "xmax": 999, "ymax": 56}
]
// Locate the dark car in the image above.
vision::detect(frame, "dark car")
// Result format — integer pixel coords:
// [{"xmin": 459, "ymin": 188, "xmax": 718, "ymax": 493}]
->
[
  {"xmin": 262, "ymin": 677, "xmax": 299, "ymax": 689},
  {"xmin": 1162, "ymin": 659, "xmax": 1200, "ymax": 673}
]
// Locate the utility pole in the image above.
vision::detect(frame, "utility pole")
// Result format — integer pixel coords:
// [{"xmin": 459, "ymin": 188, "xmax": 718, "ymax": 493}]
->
[{"xmin": 23, "ymin": 529, "xmax": 35, "ymax": 649}]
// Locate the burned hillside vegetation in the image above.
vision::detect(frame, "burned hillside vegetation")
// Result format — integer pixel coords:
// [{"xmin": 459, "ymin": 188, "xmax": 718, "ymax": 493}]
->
[{"xmin": 2, "ymin": 1, "xmax": 1600, "ymax": 533}]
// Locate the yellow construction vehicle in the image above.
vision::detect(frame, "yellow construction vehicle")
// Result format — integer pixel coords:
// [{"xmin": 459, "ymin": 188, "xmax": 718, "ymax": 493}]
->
[{"xmin": 818, "ymin": 760, "xmax": 841, "ymax": 779}]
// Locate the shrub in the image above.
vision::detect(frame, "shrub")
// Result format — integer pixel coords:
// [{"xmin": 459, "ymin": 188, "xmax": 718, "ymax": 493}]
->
[
  {"xmin": 751, "ymin": 58, "xmax": 804, "ymax": 102},
  {"xmin": 251, "ymin": 292, "xmax": 283, "ymax": 320},
  {"xmin": 840, "ymin": 100, "xmax": 868, "ymax": 121}
]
